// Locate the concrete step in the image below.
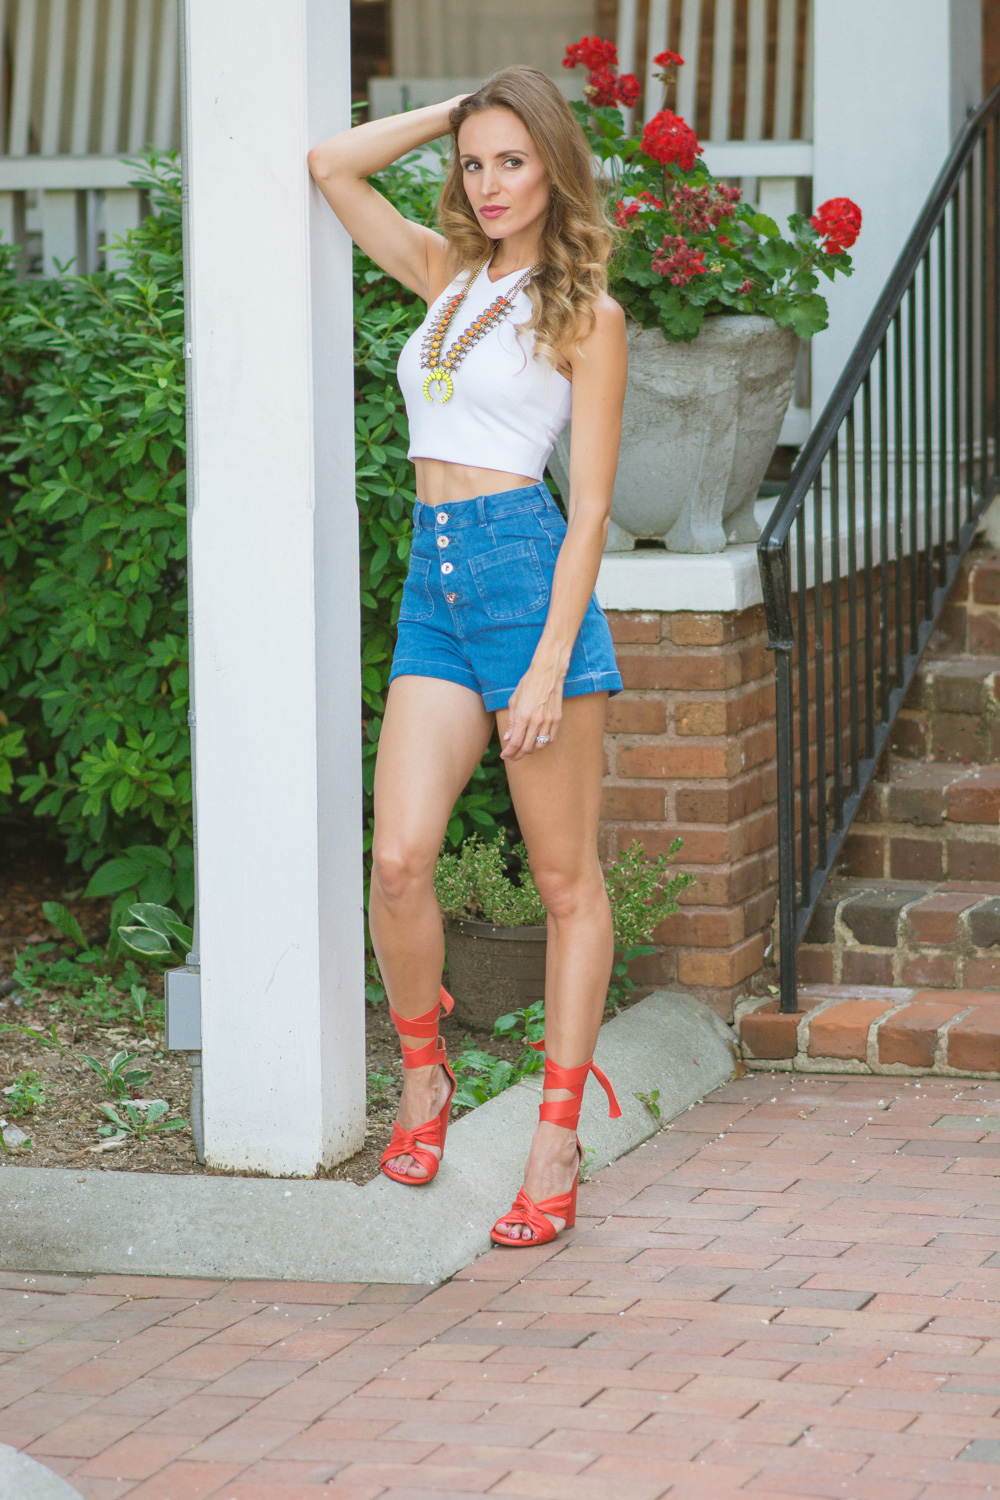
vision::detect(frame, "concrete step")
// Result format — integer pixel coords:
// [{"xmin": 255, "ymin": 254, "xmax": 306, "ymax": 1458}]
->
[
  {"xmin": 839, "ymin": 762, "xmax": 1000, "ymax": 882},
  {"xmin": 798, "ymin": 875, "xmax": 1000, "ymax": 989},
  {"xmin": 735, "ymin": 983, "xmax": 1000, "ymax": 1076},
  {"xmin": 890, "ymin": 656, "xmax": 1000, "ymax": 764}
]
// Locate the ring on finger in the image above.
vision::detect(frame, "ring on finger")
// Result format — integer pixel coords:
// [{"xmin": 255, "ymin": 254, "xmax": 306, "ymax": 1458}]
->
[{"xmin": 535, "ymin": 734, "xmax": 551, "ymax": 746}]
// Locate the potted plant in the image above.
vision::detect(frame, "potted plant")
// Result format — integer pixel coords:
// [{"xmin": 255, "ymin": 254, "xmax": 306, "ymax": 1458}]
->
[
  {"xmin": 547, "ymin": 37, "xmax": 862, "ymax": 553},
  {"xmin": 434, "ymin": 832, "xmax": 695, "ymax": 1031}
]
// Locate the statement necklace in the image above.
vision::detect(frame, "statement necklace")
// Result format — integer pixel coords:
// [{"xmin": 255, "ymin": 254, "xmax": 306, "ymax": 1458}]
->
[{"xmin": 420, "ymin": 256, "xmax": 537, "ymax": 403}]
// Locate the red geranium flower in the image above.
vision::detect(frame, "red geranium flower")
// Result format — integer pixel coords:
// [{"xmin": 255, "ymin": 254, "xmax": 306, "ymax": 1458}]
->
[
  {"xmin": 565, "ymin": 35, "xmax": 639, "ymax": 110},
  {"xmin": 668, "ymin": 182, "xmax": 740, "ymax": 233},
  {"xmin": 810, "ymin": 197, "xmax": 862, "ymax": 255},
  {"xmin": 585, "ymin": 65, "xmax": 622, "ymax": 107},
  {"xmin": 613, "ymin": 190, "xmax": 664, "ymax": 228},
  {"xmin": 616, "ymin": 72, "xmax": 641, "ymax": 108},
  {"xmin": 563, "ymin": 36, "xmax": 618, "ymax": 71},
  {"xmin": 651, "ymin": 235, "xmax": 708, "ymax": 285},
  {"xmin": 641, "ymin": 109, "xmax": 703, "ymax": 173},
  {"xmin": 653, "ymin": 50, "xmax": 685, "ymax": 67}
]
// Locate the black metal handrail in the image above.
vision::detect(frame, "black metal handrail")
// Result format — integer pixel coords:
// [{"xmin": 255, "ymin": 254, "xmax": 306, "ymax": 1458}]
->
[{"xmin": 758, "ymin": 81, "xmax": 1000, "ymax": 1013}]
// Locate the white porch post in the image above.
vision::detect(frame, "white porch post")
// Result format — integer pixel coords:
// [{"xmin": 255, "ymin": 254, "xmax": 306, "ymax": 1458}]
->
[
  {"xmin": 182, "ymin": 0, "xmax": 365, "ymax": 1175},
  {"xmin": 811, "ymin": 0, "xmax": 982, "ymax": 420}
]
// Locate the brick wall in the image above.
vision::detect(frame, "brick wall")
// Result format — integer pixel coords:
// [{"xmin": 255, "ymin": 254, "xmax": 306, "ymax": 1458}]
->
[
  {"xmin": 599, "ymin": 563, "xmax": 924, "ymax": 1020},
  {"xmin": 599, "ymin": 604, "xmax": 779, "ymax": 1019}
]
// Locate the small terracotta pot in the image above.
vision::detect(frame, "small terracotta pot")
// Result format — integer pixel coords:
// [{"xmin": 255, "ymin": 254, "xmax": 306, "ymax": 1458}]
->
[{"xmin": 444, "ymin": 916, "xmax": 547, "ymax": 1033}]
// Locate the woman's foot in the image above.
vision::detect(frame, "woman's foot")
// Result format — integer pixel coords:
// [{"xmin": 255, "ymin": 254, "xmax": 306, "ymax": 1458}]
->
[
  {"xmin": 493, "ymin": 1121, "xmax": 581, "ymax": 1240},
  {"xmin": 384, "ymin": 1061, "xmax": 453, "ymax": 1179}
]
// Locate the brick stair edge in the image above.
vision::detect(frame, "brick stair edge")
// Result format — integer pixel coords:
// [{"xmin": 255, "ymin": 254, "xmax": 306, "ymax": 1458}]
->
[
  {"xmin": 733, "ymin": 990, "xmax": 1000, "ymax": 1078},
  {"xmin": 798, "ymin": 880, "xmax": 1000, "ymax": 990}
]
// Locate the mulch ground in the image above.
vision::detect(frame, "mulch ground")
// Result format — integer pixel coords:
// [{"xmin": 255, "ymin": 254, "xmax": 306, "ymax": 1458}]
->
[
  {"xmin": 0, "ymin": 819, "xmax": 539, "ymax": 1187},
  {"xmin": 1, "ymin": 1070, "xmax": 999, "ymax": 1500}
]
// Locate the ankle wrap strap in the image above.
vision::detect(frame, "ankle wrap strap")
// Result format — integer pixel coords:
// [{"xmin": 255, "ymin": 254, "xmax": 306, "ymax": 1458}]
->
[
  {"xmin": 530, "ymin": 1040, "xmax": 622, "ymax": 1130},
  {"xmin": 388, "ymin": 985, "xmax": 454, "ymax": 1069}
]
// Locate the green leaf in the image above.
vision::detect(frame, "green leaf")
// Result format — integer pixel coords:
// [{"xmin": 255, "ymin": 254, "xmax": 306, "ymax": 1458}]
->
[
  {"xmin": 84, "ymin": 857, "xmax": 146, "ymax": 898},
  {"xmin": 117, "ymin": 925, "xmax": 173, "ymax": 957},
  {"xmin": 126, "ymin": 902, "xmax": 180, "ymax": 940},
  {"xmin": 749, "ymin": 211, "xmax": 781, "ymax": 238},
  {"xmin": 164, "ymin": 918, "xmax": 193, "ymax": 950},
  {"xmin": 41, "ymin": 901, "xmax": 87, "ymax": 948},
  {"xmin": 774, "ymin": 293, "xmax": 829, "ymax": 339}
]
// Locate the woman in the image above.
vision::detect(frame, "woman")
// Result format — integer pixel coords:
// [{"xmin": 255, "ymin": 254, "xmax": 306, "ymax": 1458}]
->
[{"xmin": 308, "ymin": 65, "xmax": 627, "ymax": 1247}]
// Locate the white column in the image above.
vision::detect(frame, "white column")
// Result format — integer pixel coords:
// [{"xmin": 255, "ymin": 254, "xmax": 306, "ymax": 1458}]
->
[
  {"xmin": 811, "ymin": 0, "xmax": 981, "ymax": 420},
  {"xmin": 182, "ymin": 0, "xmax": 365, "ymax": 1175}
]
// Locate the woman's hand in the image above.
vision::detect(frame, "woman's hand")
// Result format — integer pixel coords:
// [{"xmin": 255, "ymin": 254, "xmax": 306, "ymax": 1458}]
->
[{"xmin": 500, "ymin": 654, "xmax": 567, "ymax": 761}]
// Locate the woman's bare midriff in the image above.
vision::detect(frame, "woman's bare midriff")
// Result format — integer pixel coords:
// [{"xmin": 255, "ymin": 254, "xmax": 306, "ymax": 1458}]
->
[{"xmin": 412, "ymin": 457, "xmax": 540, "ymax": 508}]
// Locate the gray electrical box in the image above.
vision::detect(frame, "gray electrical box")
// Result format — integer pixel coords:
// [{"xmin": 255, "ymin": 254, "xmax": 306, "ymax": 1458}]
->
[{"xmin": 165, "ymin": 966, "xmax": 202, "ymax": 1051}]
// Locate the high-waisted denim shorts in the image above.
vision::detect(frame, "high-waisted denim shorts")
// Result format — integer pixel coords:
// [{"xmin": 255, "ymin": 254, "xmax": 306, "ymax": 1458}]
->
[{"xmin": 388, "ymin": 481, "xmax": 623, "ymax": 712}]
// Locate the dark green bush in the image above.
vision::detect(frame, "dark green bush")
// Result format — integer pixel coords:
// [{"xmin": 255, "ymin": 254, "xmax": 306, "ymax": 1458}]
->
[
  {"xmin": 0, "ymin": 155, "xmax": 191, "ymax": 933},
  {"xmin": 0, "ymin": 149, "xmax": 512, "ymax": 929}
]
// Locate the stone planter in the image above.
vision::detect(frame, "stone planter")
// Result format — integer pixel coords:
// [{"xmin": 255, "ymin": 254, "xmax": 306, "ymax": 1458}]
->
[
  {"xmin": 549, "ymin": 314, "xmax": 799, "ymax": 554},
  {"xmin": 444, "ymin": 916, "xmax": 546, "ymax": 1032}
]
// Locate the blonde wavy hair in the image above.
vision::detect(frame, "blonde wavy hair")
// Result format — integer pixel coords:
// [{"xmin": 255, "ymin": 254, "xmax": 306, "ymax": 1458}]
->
[{"xmin": 438, "ymin": 66, "xmax": 616, "ymax": 369}]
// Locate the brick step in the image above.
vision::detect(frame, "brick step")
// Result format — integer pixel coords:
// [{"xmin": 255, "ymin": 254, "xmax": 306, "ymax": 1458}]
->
[
  {"xmin": 839, "ymin": 762, "xmax": 1000, "ymax": 882},
  {"xmin": 736, "ymin": 984, "xmax": 1000, "ymax": 1076},
  {"xmin": 924, "ymin": 545, "xmax": 1000, "ymax": 657},
  {"xmin": 799, "ymin": 875, "xmax": 1000, "ymax": 989},
  {"xmin": 890, "ymin": 655, "xmax": 1000, "ymax": 763},
  {"xmin": 860, "ymin": 759, "xmax": 1000, "ymax": 824}
]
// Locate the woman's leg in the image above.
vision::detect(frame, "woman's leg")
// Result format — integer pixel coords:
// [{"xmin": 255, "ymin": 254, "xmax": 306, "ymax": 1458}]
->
[
  {"xmin": 494, "ymin": 692, "xmax": 612, "ymax": 1236},
  {"xmin": 371, "ymin": 674, "xmax": 495, "ymax": 1178}
]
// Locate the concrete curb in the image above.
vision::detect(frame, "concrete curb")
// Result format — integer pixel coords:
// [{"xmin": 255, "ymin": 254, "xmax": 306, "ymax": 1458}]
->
[
  {"xmin": 0, "ymin": 1445, "xmax": 82, "ymax": 1500},
  {"xmin": 0, "ymin": 992, "xmax": 735, "ymax": 1285}
]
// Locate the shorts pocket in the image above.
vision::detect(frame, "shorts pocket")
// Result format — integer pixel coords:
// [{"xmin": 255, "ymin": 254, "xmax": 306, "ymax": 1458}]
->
[
  {"xmin": 538, "ymin": 508, "xmax": 567, "ymax": 536},
  {"xmin": 398, "ymin": 552, "xmax": 434, "ymax": 623},
  {"xmin": 469, "ymin": 540, "xmax": 549, "ymax": 621},
  {"xmin": 538, "ymin": 511, "xmax": 567, "ymax": 553}
]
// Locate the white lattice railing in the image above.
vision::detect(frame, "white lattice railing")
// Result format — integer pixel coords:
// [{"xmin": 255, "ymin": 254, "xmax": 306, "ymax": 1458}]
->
[{"xmin": 0, "ymin": 0, "xmax": 181, "ymax": 275}]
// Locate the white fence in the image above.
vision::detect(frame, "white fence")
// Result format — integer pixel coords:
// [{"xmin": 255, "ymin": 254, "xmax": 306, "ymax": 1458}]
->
[{"xmin": 0, "ymin": 0, "xmax": 180, "ymax": 274}]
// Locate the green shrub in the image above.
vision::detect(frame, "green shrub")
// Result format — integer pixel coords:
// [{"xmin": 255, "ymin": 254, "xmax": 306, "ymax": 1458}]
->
[
  {"xmin": 0, "ymin": 152, "xmax": 191, "ymax": 928},
  {"xmin": 0, "ymin": 146, "xmax": 514, "ymax": 934},
  {"xmin": 435, "ymin": 833, "xmax": 546, "ymax": 927},
  {"xmin": 435, "ymin": 831, "xmax": 694, "ymax": 950}
]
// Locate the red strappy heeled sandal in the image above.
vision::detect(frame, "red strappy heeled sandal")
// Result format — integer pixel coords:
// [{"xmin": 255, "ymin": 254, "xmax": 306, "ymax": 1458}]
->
[
  {"xmin": 380, "ymin": 984, "xmax": 457, "ymax": 1186},
  {"xmin": 490, "ymin": 1046, "xmax": 621, "ymax": 1247}
]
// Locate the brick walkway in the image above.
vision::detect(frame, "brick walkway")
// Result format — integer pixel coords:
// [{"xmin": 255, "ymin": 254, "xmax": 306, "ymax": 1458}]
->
[{"xmin": 2, "ymin": 1071, "xmax": 999, "ymax": 1500}]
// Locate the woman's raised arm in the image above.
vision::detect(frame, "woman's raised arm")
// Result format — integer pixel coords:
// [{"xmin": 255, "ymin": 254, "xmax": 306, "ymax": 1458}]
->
[{"xmin": 308, "ymin": 97, "xmax": 468, "ymax": 300}]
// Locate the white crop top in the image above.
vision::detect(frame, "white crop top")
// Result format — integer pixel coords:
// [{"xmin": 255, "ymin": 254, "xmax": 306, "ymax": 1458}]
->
[{"xmin": 396, "ymin": 262, "xmax": 573, "ymax": 481}]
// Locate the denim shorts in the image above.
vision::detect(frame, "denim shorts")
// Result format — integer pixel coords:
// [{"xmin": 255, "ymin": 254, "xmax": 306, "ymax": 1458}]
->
[{"xmin": 388, "ymin": 482, "xmax": 623, "ymax": 712}]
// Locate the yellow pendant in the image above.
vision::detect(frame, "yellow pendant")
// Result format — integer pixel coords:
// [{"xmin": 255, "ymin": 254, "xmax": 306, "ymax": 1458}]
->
[{"xmin": 423, "ymin": 367, "xmax": 454, "ymax": 403}]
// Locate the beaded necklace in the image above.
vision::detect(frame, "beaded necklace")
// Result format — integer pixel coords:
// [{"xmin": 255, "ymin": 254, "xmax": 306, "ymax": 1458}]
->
[{"xmin": 420, "ymin": 256, "xmax": 537, "ymax": 403}]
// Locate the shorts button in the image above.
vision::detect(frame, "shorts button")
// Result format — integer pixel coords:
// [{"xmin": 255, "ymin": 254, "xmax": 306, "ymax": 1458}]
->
[
  {"xmin": 441, "ymin": 561, "xmax": 454, "ymax": 575},
  {"xmin": 436, "ymin": 512, "xmax": 449, "ymax": 524},
  {"xmin": 445, "ymin": 591, "xmax": 458, "ymax": 603},
  {"xmin": 437, "ymin": 535, "xmax": 449, "ymax": 548}
]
